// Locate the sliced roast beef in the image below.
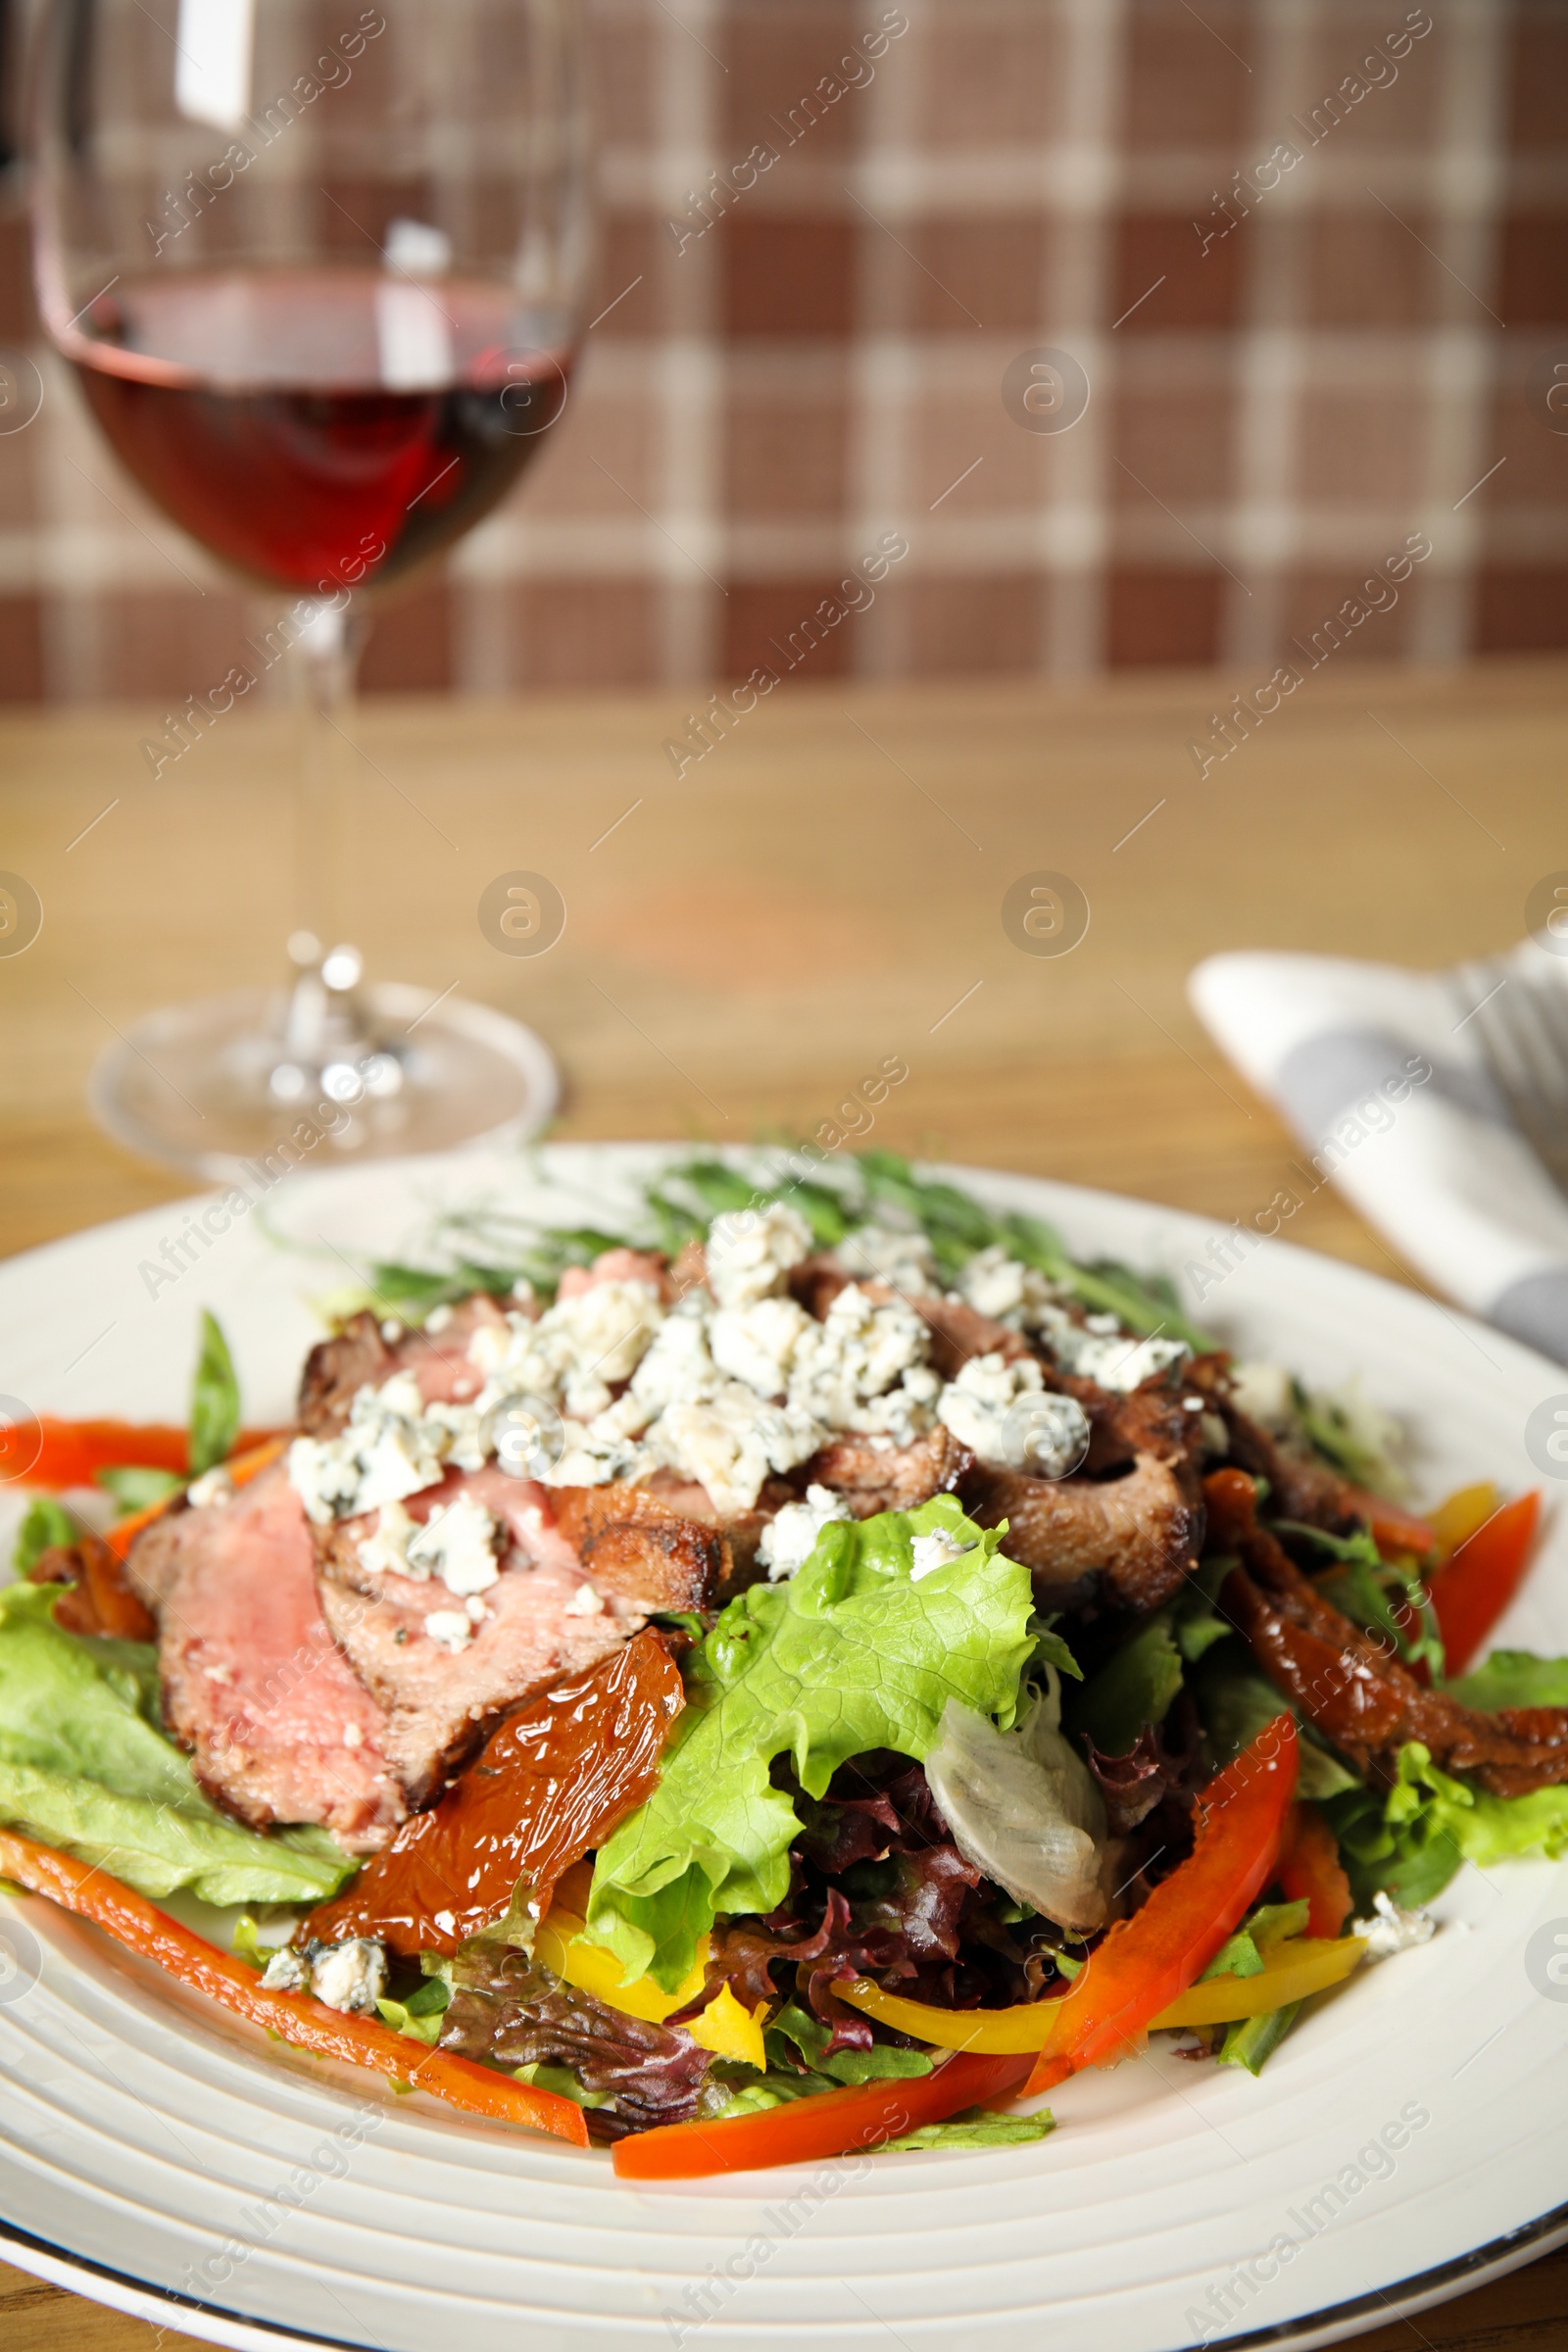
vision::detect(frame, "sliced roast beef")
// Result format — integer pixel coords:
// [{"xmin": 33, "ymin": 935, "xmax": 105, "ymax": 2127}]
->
[
  {"xmin": 314, "ymin": 1468, "xmax": 641, "ymax": 1806},
  {"xmin": 962, "ymin": 1383, "xmax": 1206, "ymax": 1613},
  {"xmin": 1184, "ymin": 1356, "xmax": 1356, "ymax": 1531},
  {"xmin": 806, "ymin": 1424, "xmax": 972, "ymax": 1517},
  {"xmin": 125, "ymin": 1466, "xmax": 404, "ymax": 1852},
  {"xmin": 1208, "ymin": 1470, "xmax": 1568, "ymax": 1796},
  {"xmin": 297, "ymin": 1296, "xmax": 511, "ymax": 1438},
  {"xmin": 547, "ymin": 1483, "xmax": 726, "ymax": 1608}
]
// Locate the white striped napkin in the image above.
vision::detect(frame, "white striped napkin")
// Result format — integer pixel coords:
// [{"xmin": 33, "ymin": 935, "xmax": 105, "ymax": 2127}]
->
[{"xmin": 1189, "ymin": 943, "xmax": 1568, "ymax": 1365}]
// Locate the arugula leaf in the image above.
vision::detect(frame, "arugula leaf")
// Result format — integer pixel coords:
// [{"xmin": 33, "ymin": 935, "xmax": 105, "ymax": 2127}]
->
[
  {"xmin": 1030, "ymin": 1623, "xmax": 1083, "ymax": 1682},
  {"xmin": 11, "ymin": 1497, "xmax": 76, "ymax": 1575},
  {"xmin": 1192, "ymin": 1647, "xmax": 1361, "ymax": 1801},
  {"xmin": 0, "ymin": 1584, "xmax": 354, "ymax": 1906},
  {"xmin": 1451, "ymin": 1650, "xmax": 1568, "ymax": 1712},
  {"xmin": 585, "ymin": 1496, "xmax": 1034, "ymax": 1991},
  {"xmin": 1324, "ymin": 1740, "xmax": 1568, "ymax": 1911},
  {"xmin": 1062, "ymin": 1611, "xmax": 1184, "ymax": 1756},
  {"xmin": 1277, "ymin": 1520, "xmax": 1445, "ymax": 1680},
  {"xmin": 189, "ymin": 1309, "xmax": 240, "ymax": 1477},
  {"xmin": 94, "ymin": 1465, "xmax": 185, "ymax": 1513},
  {"xmin": 880, "ymin": 2106, "xmax": 1054, "ymax": 2151}
]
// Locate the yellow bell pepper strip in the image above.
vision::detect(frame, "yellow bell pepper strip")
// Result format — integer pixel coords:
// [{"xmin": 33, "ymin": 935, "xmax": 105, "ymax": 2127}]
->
[
  {"xmin": 1426, "ymin": 1482, "xmax": 1499, "ymax": 1559},
  {"xmin": 0, "ymin": 1828, "xmax": 589, "ymax": 2145},
  {"xmin": 836, "ymin": 1933, "xmax": 1365, "ymax": 2049},
  {"xmin": 535, "ymin": 1905, "xmax": 709, "ymax": 2023},
  {"xmin": 1024, "ymin": 1714, "xmax": 1298, "ymax": 2095},
  {"xmin": 612, "ymin": 2049, "xmax": 1035, "ymax": 2180},
  {"xmin": 536, "ymin": 1907, "xmax": 767, "ymax": 2064},
  {"xmin": 1152, "ymin": 1935, "xmax": 1365, "ymax": 2027}
]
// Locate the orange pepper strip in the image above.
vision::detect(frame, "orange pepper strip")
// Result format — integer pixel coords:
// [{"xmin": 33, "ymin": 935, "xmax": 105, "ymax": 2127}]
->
[
  {"xmin": 1428, "ymin": 1491, "xmax": 1543, "ymax": 1679},
  {"xmin": 1276, "ymin": 1801, "xmax": 1352, "ymax": 1939},
  {"xmin": 1024, "ymin": 1716, "xmax": 1298, "ymax": 2096},
  {"xmin": 612, "ymin": 2049, "xmax": 1034, "ymax": 2181},
  {"xmin": 0, "ymin": 1829, "xmax": 588, "ymax": 2148},
  {"xmin": 103, "ymin": 1435, "xmax": 292, "ymax": 1564}
]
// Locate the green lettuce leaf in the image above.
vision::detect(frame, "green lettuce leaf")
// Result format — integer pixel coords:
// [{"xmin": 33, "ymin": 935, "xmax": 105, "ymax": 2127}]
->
[
  {"xmin": 12, "ymin": 1497, "xmax": 77, "ymax": 1575},
  {"xmin": 1325, "ymin": 1739, "xmax": 1568, "ymax": 1910},
  {"xmin": 1450, "ymin": 1649, "xmax": 1568, "ymax": 1712},
  {"xmin": 584, "ymin": 1496, "xmax": 1034, "ymax": 1991},
  {"xmin": 0, "ymin": 1585, "xmax": 355, "ymax": 1906}
]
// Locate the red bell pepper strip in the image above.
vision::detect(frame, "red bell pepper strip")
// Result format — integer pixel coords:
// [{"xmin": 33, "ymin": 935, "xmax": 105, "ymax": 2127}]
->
[
  {"xmin": 612, "ymin": 2050, "xmax": 1035, "ymax": 2180},
  {"xmin": 1276, "ymin": 1801, "xmax": 1352, "ymax": 1939},
  {"xmin": 0, "ymin": 1416, "xmax": 283, "ymax": 1491},
  {"xmin": 1426, "ymin": 1490, "xmax": 1542, "ymax": 1678},
  {"xmin": 0, "ymin": 1828, "xmax": 588, "ymax": 2146},
  {"xmin": 1339, "ymin": 1484, "xmax": 1436, "ymax": 1561},
  {"xmin": 1024, "ymin": 1715, "xmax": 1298, "ymax": 2096}
]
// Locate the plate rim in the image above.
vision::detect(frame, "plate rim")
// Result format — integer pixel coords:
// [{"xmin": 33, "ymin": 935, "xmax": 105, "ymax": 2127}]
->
[{"xmin": 6, "ymin": 2202, "xmax": 1568, "ymax": 2352}]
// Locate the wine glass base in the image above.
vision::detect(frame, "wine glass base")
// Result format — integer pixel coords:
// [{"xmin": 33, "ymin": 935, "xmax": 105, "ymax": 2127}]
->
[{"xmin": 86, "ymin": 982, "xmax": 561, "ymax": 1182}]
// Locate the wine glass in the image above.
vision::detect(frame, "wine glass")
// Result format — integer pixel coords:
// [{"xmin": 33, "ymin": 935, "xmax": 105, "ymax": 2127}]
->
[{"xmin": 29, "ymin": 0, "xmax": 589, "ymax": 1175}]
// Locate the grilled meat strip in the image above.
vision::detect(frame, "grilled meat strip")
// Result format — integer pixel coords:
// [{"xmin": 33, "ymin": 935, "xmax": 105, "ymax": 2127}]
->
[
  {"xmin": 1209, "ymin": 1471, "xmax": 1568, "ymax": 1797},
  {"xmin": 962, "ymin": 1381, "xmax": 1207, "ymax": 1613},
  {"xmin": 124, "ymin": 1466, "xmax": 405, "ymax": 1851},
  {"xmin": 297, "ymin": 1297, "xmax": 510, "ymax": 1438}
]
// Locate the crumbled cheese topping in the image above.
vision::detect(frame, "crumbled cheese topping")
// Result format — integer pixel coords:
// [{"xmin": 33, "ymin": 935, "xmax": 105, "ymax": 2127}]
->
[
  {"xmin": 835, "ymin": 1224, "xmax": 938, "ymax": 1296},
  {"xmin": 938, "ymin": 1353, "xmax": 1091, "ymax": 1476},
  {"xmin": 909, "ymin": 1528, "xmax": 979, "ymax": 1581},
  {"xmin": 260, "ymin": 1937, "xmax": 388, "ymax": 2015},
  {"xmin": 354, "ymin": 1492, "xmax": 500, "ymax": 1596},
  {"xmin": 407, "ymin": 1492, "xmax": 500, "ymax": 1594},
  {"xmin": 654, "ymin": 1386, "xmax": 823, "ymax": 1518},
  {"xmin": 292, "ymin": 1208, "xmax": 1182, "ymax": 1531},
  {"xmin": 1033, "ymin": 1304, "xmax": 1189, "ymax": 1394},
  {"xmin": 758, "ymin": 1483, "xmax": 853, "ymax": 1580},
  {"xmin": 956, "ymin": 1249, "xmax": 1189, "ymax": 1394},
  {"xmin": 957, "ymin": 1244, "xmax": 1062, "ymax": 1324},
  {"xmin": 187, "ymin": 1465, "xmax": 234, "ymax": 1510},
  {"xmin": 307, "ymin": 1938, "xmax": 387, "ymax": 2014},
  {"xmin": 423, "ymin": 1608, "xmax": 474, "ymax": 1652},
  {"xmin": 1351, "ymin": 1889, "xmax": 1436, "ymax": 1962},
  {"xmin": 564, "ymin": 1580, "xmax": 606, "ymax": 1616},
  {"xmin": 288, "ymin": 1372, "xmax": 447, "ymax": 1524},
  {"xmin": 705, "ymin": 1201, "xmax": 812, "ymax": 1310}
]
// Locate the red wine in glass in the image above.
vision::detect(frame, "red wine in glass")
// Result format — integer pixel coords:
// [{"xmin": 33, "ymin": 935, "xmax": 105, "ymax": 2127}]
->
[{"xmin": 64, "ymin": 269, "xmax": 571, "ymax": 597}]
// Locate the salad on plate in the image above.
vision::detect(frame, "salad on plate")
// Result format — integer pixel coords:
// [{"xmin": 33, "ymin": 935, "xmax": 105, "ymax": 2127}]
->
[{"xmin": 1, "ymin": 1149, "xmax": 1563, "ymax": 2179}]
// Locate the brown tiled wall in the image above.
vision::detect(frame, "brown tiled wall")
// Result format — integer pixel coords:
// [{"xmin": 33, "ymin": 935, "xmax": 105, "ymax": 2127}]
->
[{"xmin": 0, "ymin": 0, "xmax": 1563, "ymax": 703}]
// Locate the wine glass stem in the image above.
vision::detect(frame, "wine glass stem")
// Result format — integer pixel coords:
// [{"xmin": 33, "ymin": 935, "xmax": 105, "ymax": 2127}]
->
[{"xmin": 286, "ymin": 596, "xmax": 371, "ymax": 1062}]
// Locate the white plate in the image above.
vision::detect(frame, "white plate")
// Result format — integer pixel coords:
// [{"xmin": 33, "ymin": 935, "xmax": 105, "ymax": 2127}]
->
[{"xmin": 2, "ymin": 1146, "xmax": 1566, "ymax": 2352}]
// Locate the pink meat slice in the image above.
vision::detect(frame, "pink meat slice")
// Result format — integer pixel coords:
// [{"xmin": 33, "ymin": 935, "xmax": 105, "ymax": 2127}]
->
[
  {"xmin": 315, "ymin": 1468, "xmax": 639, "ymax": 1806},
  {"xmin": 297, "ymin": 1296, "xmax": 514, "ymax": 1437},
  {"xmin": 125, "ymin": 1466, "xmax": 405, "ymax": 1853}
]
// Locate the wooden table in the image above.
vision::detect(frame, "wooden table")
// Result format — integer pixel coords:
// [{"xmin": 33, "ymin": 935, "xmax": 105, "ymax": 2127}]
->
[{"xmin": 3, "ymin": 657, "xmax": 1566, "ymax": 2349}]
